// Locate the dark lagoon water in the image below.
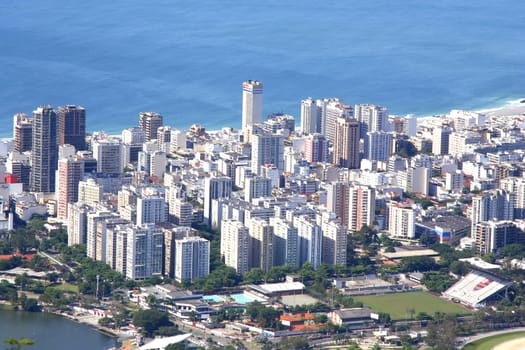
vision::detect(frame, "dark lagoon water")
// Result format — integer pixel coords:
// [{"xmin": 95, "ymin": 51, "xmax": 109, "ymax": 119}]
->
[
  {"xmin": 0, "ymin": 310, "xmax": 116, "ymax": 350},
  {"xmin": 1, "ymin": 0, "xmax": 525, "ymax": 136}
]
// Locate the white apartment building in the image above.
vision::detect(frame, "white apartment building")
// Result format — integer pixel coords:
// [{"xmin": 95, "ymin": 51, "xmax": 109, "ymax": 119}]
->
[
  {"xmin": 248, "ymin": 218, "xmax": 274, "ymax": 272},
  {"xmin": 174, "ymin": 236, "xmax": 210, "ymax": 282},
  {"xmin": 92, "ymin": 139, "xmax": 122, "ymax": 174},
  {"xmin": 293, "ymin": 216, "xmax": 323, "ymax": 270},
  {"xmin": 242, "ymin": 80, "xmax": 263, "ymax": 130},
  {"xmin": 136, "ymin": 195, "xmax": 167, "ymax": 225},
  {"xmin": 126, "ymin": 224, "xmax": 164, "ymax": 280},
  {"xmin": 321, "ymin": 220, "xmax": 347, "ymax": 266},
  {"xmin": 271, "ymin": 217, "xmax": 299, "ymax": 267},
  {"xmin": 220, "ymin": 220, "xmax": 250, "ymax": 274},
  {"xmin": 387, "ymin": 202, "xmax": 415, "ymax": 239}
]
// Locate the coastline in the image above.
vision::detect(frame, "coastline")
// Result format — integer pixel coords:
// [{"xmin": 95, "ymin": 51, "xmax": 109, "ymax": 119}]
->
[{"xmin": 1, "ymin": 97, "xmax": 525, "ymax": 140}]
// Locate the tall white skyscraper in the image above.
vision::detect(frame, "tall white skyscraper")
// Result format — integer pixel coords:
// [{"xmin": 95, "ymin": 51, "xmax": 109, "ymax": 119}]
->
[
  {"xmin": 293, "ymin": 216, "xmax": 323, "ymax": 270},
  {"xmin": 67, "ymin": 202, "xmax": 90, "ymax": 246},
  {"xmin": 56, "ymin": 158, "xmax": 84, "ymax": 221},
  {"xmin": 248, "ymin": 218, "xmax": 274, "ymax": 272},
  {"xmin": 354, "ymin": 104, "xmax": 388, "ymax": 139},
  {"xmin": 365, "ymin": 131, "xmax": 393, "ymax": 161},
  {"xmin": 174, "ymin": 236, "xmax": 210, "ymax": 282},
  {"xmin": 300, "ymin": 97, "xmax": 321, "ymax": 134},
  {"xmin": 204, "ymin": 176, "xmax": 232, "ymax": 225},
  {"xmin": 324, "ymin": 101, "xmax": 353, "ymax": 143},
  {"xmin": 125, "ymin": 224, "xmax": 164, "ymax": 280},
  {"xmin": 136, "ymin": 195, "xmax": 167, "ymax": 225},
  {"xmin": 387, "ymin": 202, "xmax": 415, "ymax": 239},
  {"xmin": 348, "ymin": 184, "xmax": 376, "ymax": 233},
  {"xmin": 251, "ymin": 132, "xmax": 284, "ymax": 174},
  {"xmin": 221, "ymin": 220, "xmax": 250, "ymax": 274},
  {"xmin": 271, "ymin": 217, "xmax": 299, "ymax": 267},
  {"xmin": 242, "ymin": 80, "xmax": 263, "ymax": 130},
  {"xmin": 321, "ymin": 220, "xmax": 347, "ymax": 266},
  {"xmin": 471, "ymin": 189, "xmax": 514, "ymax": 233},
  {"xmin": 92, "ymin": 139, "xmax": 122, "ymax": 174}
]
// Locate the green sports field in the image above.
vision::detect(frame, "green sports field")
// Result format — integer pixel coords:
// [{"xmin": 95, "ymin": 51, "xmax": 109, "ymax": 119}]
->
[
  {"xmin": 463, "ymin": 331, "xmax": 525, "ymax": 350},
  {"xmin": 354, "ymin": 292, "xmax": 470, "ymax": 320}
]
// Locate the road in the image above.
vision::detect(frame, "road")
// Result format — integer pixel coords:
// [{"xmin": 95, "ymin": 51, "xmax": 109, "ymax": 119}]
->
[{"xmin": 458, "ymin": 326, "xmax": 525, "ymax": 349}]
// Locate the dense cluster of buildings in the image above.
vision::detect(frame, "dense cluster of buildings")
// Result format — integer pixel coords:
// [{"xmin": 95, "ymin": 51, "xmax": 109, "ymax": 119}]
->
[{"xmin": 1, "ymin": 80, "xmax": 525, "ymax": 283}]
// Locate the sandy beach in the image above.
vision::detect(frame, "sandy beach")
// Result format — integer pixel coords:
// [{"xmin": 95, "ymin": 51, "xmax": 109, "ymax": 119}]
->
[
  {"xmin": 484, "ymin": 104, "xmax": 525, "ymax": 117},
  {"xmin": 493, "ymin": 337, "xmax": 525, "ymax": 350}
]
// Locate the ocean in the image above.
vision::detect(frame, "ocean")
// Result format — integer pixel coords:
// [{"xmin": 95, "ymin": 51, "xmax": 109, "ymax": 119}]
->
[{"xmin": 1, "ymin": 0, "xmax": 524, "ymax": 137}]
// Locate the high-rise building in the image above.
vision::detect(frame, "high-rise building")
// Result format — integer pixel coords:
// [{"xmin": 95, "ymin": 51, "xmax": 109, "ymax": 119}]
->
[
  {"xmin": 92, "ymin": 139, "xmax": 122, "ymax": 174},
  {"xmin": 326, "ymin": 182, "xmax": 350, "ymax": 227},
  {"xmin": 445, "ymin": 170, "xmax": 464, "ymax": 192},
  {"xmin": 86, "ymin": 210, "xmax": 113, "ymax": 259},
  {"xmin": 122, "ymin": 127, "xmax": 146, "ymax": 165},
  {"xmin": 242, "ymin": 80, "xmax": 263, "ymax": 130},
  {"xmin": 67, "ymin": 202, "xmax": 91, "ymax": 246},
  {"xmin": 321, "ymin": 220, "xmax": 347, "ymax": 266},
  {"xmin": 56, "ymin": 158, "xmax": 84, "ymax": 220},
  {"xmin": 139, "ymin": 112, "xmax": 163, "ymax": 142},
  {"xmin": 248, "ymin": 218, "xmax": 274, "ymax": 272},
  {"xmin": 387, "ymin": 202, "xmax": 415, "ymax": 239},
  {"xmin": 163, "ymin": 226, "xmax": 195, "ymax": 278},
  {"xmin": 174, "ymin": 236, "xmax": 210, "ymax": 282},
  {"xmin": 365, "ymin": 131, "xmax": 393, "ymax": 161},
  {"xmin": 157, "ymin": 126, "xmax": 172, "ymax": 153},
  {"xmin": 432, "ymin": 125, "xmax": 452, "ymax": 155},
  {"xmin": 221, "ymin": 220, "xmax": 250, "ymax": 274},
  {"xmin": 96, "ymin": 217, "xmax": 129, "ymax": 263},
  {"xmin": 57, "ymin": 105, "xmax": 86, "ymax": 151},
  {"xmin": 244, "ymin": 176, "xmax": 272, "ymax": 202},
  {"xmin": 168, "ymin": 198, "xmax": 193, "ymax": 227},
  {"xmin": 125, "ymin": 224, "xmax": 164, "ymax": 280},
  {"xmin": 271, "ymin": 217, "xmax": 299, "ymax": 267},
  {"xmin": 136, "ymin": 195, "xmax": 167, "ymax": 225},
  {"xmin": 348, "ymin": 184, "xmax": 376, "ymax": 233},
  {"xmin": 304, "ymin": 133, "xmax": 328, "ymax": 163},
  {"xmin": 251, "ymin": 132, "xmax": 284, "ymax": 174},
  {"xmin": 170, "ymin": 129, "xmax": 187, "ymax": 152},
  {"xmin": 293, "ymin": 216, "xmax": 323, "ymax": 269},
  {"xmin": 31, "ymin": 106, "xmax": 58, "ymax": 193},
  {"xmin": 500, "ymin": 177, "xmax": 525, "ymax": 219},
  {"xmin": 13, "ymin": 113, "xmax": 32, "ymax": 153},
  {"xmin": 473, "ymin": 221, "xmax": 524, "ymax": 254},
  {"xmin": 471, "ymin": 189, "xmax": 514, "ymax": 233},
  {"xmin": 6, "ymin": 151, "xmax": 31, "ymax": 191},
  {"xmin": 354, "ymin": 104, "xmax": 388, "ymax": 139},
  {"xmin": 204, "ymin": 176, "xmax": 232, "ymax": 225},
  {"xmin": 332, "ymin": 117, "xmax": 360, "ymax": 169},
  {"xmin": 324, "ymin": 101, "xmax": 352, "ymax": 143},
  {"xmin": 300, "ymin": 97, "xmax": 321, "ymax": 134},
  {"xmin": 78, "ymin": 179, "xmax": 103, "ymax": 206}
]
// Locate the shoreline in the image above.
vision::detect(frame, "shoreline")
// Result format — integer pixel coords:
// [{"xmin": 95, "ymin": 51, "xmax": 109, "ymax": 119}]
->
[
  {"xmin": 46, "ymin": 308, "xmax": 132, "ymax": 341},
  {"xmin": 1, "ymin": 97, "xmax": 525, "ymax": 140}
]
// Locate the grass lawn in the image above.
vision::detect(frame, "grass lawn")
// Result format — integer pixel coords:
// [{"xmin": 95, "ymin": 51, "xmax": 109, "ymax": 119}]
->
[
  {"xmin": 53, "ymin": 283, "xmax": 79, "ymax": 294},
  {"xmin": 463, "ymin": 331, "xmax": 525, "ymax": 350},
  {"xmin": 354, "ymin": 292, "xmax": 469, "ymax": 320}
]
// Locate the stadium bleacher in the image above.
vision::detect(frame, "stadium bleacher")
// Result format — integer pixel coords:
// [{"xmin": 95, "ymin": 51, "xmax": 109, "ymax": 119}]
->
[{"xmin": 443, "ymin": 269, "xmax": 511, "ymax": 308}]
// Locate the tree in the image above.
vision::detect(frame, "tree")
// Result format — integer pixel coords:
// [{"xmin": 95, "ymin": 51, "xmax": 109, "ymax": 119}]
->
[
  {"xmin": 20, "ymin": 295, "xmax": 40, "ymax": 312},
  {"xmin": 3, "ymin": 338, "xmax": 35, "ymax": 350},
  {"xmin": 132, "ymin": 309, "xmax": 172, "ymax": 337},
  {"xmin": 243, "ymin": 268, "xmax": 265, "ymax": 284},
  {"xmin": 277, "ymin": 336, "xmax": 311, "ymax": 350},
  {"xmin": 425, "ymin": 317, "xmax": 457, "ymax": 350},
  {"xmin": 395, "ymin": 140, "xmax": 418, "ymax": 158}
]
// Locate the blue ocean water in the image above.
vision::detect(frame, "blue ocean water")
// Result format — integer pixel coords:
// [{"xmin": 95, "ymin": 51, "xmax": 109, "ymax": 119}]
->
[{"xmin": 1, "ymin": 0, "xmax": 524, "ymax": 137}]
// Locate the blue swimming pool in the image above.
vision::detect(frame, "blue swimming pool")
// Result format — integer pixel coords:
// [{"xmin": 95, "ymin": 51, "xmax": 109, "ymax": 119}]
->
[
  {"xmin": 203, "ymin": 295, "xmax": 225, "ymax": 303},
  {"xmin": 230, "ymin": 293, "xmax": 254, "ymax": 304}
]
